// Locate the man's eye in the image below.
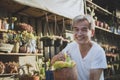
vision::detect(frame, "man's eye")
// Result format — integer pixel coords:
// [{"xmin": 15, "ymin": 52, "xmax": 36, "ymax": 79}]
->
[
  {"xmin": 73, "ymin": 28, "xmax": 79, "ymax": 32},
  {"xmin": 82, "ymin": 29, "xmax": 88, "ymax": 31}
]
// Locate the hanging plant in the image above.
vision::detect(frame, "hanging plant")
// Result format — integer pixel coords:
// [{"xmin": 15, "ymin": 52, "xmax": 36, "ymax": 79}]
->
[
  {"xmin": 54, "ymin": 36, "xmax": 63, "ymax": 47},
  {"xmin": 40, "ymin": 13, "xmax": 55, "ymax": 47},
  {"xmin": 15, "ymin": 23, "xmax": 33, "ymax": 33},
  {"xmin": 61, "ymin": 39, "xmax": 70, "ymax": 49},
  {"xmin": 40, "ymin": 36, "xmax": 54, "ymax": 47},
  {"xmin": 19, "ymin": 63, "xmax": 39, "ymax": 80}
]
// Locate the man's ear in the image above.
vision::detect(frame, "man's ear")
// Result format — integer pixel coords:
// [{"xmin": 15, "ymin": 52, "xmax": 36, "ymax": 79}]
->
[{"xmin": 91, "ymin": 30, "xmax": 95, "ymax": 37}]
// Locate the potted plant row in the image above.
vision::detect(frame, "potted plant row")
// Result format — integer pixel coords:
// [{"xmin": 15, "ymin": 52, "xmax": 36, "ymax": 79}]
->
[{"xmin": 40, "ymin": 35, "xmax": 70, "ymax": 47}]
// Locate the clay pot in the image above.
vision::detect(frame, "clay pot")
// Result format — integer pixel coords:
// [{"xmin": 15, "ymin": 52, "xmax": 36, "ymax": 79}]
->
[
  {"xmin": 99, "ymin": 22, "xmax": 104, "ymax": 28},
  {"xmin": 0, "ymin": 61, "xmax": 5, "ymax": 74},
  {"xmin": 0, "ymin": 19, "xmax": 2, "ymax": 29},
  {"xmin": 5, "ymin": 62, "xmax": 18, "ymax": 74},
  {"xmin": 53, "ymin": 65, "xmax": 78, "ymax": 80},
  {"xmin": 19, "ymin": 45, "xmax": 28, "ymax": 53},
  {"xmin": 104, "ymin": 23, "xmax": 108, "ymax": 29},
  {"xmin": 31, "ymin": 75, "xmax": 40, "ymax": 80},
  {"xmin": 95, "ymin": 20, "xmax": 99, "ymax": 26}
]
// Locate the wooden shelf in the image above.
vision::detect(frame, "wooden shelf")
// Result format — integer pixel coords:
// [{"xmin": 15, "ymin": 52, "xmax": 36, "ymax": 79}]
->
[
  {"xmin": 0, "ymin": 73, "xmax": 18, "ymax": 77},
  {"xmin": 95, "ymin": 26, "xmax": 111, "ymax": 33},
  {"xmin": 66, "ymin": 26, "xmax": 120, "ymax": 36},
  {"xmin": 0, "ymin": 29, "xmax": 7, "ymax": 32},
  {"xmin": 86, "ymin": 0, "xmax": 112, "ymax": 15},
  {"xmin": 0, "ymin": 53, "xmax": 43, "ymax": 56},
  {"xmin": 105, "ymin": 74, "xmax": 120, "ymax": 79},
  {"xmin": 95, "ymin": 26, "xmax": 120, "ymax": 36}
]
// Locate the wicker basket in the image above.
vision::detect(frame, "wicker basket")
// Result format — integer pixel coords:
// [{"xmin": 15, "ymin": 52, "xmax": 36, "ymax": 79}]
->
[
  {"xmin": 0, "ymin": 43, "xmax": 14, "ymax": 53},
  {"xmin": 53, "ymin": 65, "xmax": 78, "ymax": 80}
]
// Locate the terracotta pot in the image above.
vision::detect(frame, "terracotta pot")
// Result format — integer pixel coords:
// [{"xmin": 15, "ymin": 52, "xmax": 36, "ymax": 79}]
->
[
  {"xmin": 99, "ymin": 22, "xmax": 104, "ymax": 27},
  {"xmin": 104, "ymin": 23, "xmax": 108, "ymax": 29},
  {"xmin": 19, "ymin": 45, "xmax": 27, "ymax": 53},
  {"xmin": 0, "ymin": 19, "xmax": 2, "ymax": 29},
  {"xmin": 53, "ymin": 65, "xmax": 78, "ymax": 80},
  {"xmin": 0, "ymin": 61, "xmax": 5, "ymax": 74},
  {"xmin": 95, "ymin": 20, "xmax": 99, "ymax": 26},
  {"xmin": 31, "ymin": 75, "xmax": 40, "ymax": 80}
]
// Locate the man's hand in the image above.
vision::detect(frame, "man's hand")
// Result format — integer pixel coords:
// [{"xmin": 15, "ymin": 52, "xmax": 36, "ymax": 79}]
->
[{"xmin": 51, "ymin": 52, "xmax": 65, "ymax": 65}]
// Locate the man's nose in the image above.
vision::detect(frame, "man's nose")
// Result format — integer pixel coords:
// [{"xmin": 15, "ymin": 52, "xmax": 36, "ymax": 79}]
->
[{"xmin": 77, "ymin": 29, "xmax": 83, "ymax": 34}]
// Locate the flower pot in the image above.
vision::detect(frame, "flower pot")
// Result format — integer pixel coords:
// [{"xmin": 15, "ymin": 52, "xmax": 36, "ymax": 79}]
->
[
  {"xmin": 54, "ymin": 38, "xmax": 63, "ymax": 47},
  {"xmin": 31, "ymin": 75, "xmax": 40, "ymax": 80},
  {"xmin": 0, "ymin": 19, "xmax": 2, "ymax": 29},
  {"xmin": 99, "ymin": 22, "xmax": 104, "ymax": 28},
  {"xmin": 61, "ymin": 40, "xmax": 68, "ymax": 49},
  {"xmin": 19, "ymin": 44, "xmax": 28, "ymax": 53},
  {"xmin": 95, "ymin": 20, "xmax": 99, "ymax": 26},
  {"xmin": 12, "ymin": 42, "xmax": 20, "ymax": 53},
  {"xmin": 40, "ymin": 37, "xmax": 54, "ymax": 47},
  {"xmin": 104, "ymin": 23, "xmax": 108, "ymax": 29},
  {"xmin": 0, "ymin": 61, "xmax": 5, "ymax": 74},
  {"xmin": 53, "ymin": 65, "xmax": 78, "ymax": 80}
]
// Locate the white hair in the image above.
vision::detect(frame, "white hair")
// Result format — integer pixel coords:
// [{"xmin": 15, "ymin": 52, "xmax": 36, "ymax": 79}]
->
[{"xmin": 72, "ymin": 14, "xmax": 95, "ymax": 30}]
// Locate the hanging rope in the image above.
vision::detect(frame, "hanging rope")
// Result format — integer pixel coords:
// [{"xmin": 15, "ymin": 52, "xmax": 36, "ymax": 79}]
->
[
  {"xmin": 61, "ymin": 18, "xmax": 66, "ymax": 36},
  {"xmin": 54, "ymin": 15, "xmax": 57, "ymax": 35},
  {"xmin": 44, "ymin": 13, "xmax": 51, "ymax": 36},
  {"xmin": 54, "ymin": 15, "xmax": 60, "ymax": 36}
]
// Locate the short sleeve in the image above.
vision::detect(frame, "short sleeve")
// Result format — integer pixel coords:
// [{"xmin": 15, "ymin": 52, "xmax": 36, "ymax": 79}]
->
[{"xmin": 91, "ymin": 48, "xmax": 107, "ymax": 69}]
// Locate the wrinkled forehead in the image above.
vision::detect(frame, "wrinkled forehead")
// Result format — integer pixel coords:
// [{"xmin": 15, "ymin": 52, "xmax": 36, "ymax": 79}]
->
[
  {"xmin": 72, "ymin": 19, "xmax": 90, "ymax": 29},
  {"xmin": 73, "ymin": 19, "xmax": 89, "ymax": 25},
  {"xmin": 72, "ymin": 15, "xmax": 91, "ymax": 24}
]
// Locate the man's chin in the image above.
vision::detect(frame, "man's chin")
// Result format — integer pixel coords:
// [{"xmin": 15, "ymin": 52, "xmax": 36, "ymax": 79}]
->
[{"xmin": 76, "ymin": 41, "xmax": 86, "ymax": 45}]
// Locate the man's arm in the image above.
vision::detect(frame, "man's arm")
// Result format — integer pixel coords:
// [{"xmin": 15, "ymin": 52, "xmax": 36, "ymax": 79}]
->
[{"xmin": 90, "ymin": 69, "xmax": 103, "ymax": 80}]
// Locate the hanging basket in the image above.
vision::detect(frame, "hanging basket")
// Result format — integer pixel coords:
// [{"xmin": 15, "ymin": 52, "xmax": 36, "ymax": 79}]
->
[
  {"xmin": 40, "ymin": 36, "xmax": 54, "ymax": 47},
  {"xmin": 53, "ymin": 65, "xmax": 78, "ymax": 80}
]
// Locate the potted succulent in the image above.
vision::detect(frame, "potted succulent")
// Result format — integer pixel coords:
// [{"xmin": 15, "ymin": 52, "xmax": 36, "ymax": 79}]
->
[
  {"xmin": 19, "ymin": 63, "xmax": 40, "ymax": 80},
  {"xmin": 5, "ymin": 61, "xmax": 18, "ymax": 74}
]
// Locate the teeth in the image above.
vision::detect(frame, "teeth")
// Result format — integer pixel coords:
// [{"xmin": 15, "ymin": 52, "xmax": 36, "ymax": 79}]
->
[
  {"xmin": 77, "ymin": 36, "xmax": 84, "ymax": 40},
  {"xmin": 77, "ymin": 37, "xmax": 83, "ymax": 40}
]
